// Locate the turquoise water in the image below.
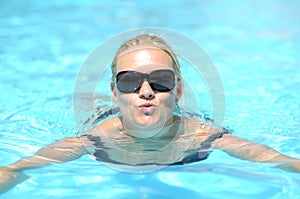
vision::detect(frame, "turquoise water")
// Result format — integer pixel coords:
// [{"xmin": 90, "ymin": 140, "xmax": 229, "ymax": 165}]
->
[{"xmin": 1, "ymin": 0, "xmax": 300, "ymax": 198}]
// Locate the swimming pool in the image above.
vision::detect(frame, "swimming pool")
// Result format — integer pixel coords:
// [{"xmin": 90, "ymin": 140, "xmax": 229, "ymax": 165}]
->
[{"xmin": 1, "ymin": 0, "xmax": 300, "ymax": 198}]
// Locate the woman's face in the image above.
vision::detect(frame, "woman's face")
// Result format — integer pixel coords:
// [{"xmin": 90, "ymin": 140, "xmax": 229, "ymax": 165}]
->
[{"xmin": 112, "ymin": 46, "xmax": 182, "ymax": 137}]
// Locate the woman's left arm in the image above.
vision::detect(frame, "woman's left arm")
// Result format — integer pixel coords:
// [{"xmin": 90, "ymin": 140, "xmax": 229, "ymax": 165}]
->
[{"xmin": 213, "ymin": 133, "xmax": 300, "ymax": 172}]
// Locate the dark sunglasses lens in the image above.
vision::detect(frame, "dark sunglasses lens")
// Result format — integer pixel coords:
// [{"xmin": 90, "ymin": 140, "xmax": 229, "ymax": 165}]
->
[
  {"xmin": 116, "ymin": 72, "xmax": 142, "ymax": 93},
  {"xmin": 149, "ymin": 70, "xmax": 175, "ymax": 91}
]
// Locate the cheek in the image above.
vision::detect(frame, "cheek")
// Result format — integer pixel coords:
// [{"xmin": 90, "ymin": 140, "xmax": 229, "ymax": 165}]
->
[
  {"xmin": 116, "ymin": 93, "xmax": 137, "ymax": 109},
  {"xmin": 159, "ymin": 93, "xmax": 177, "ymax": 109}
]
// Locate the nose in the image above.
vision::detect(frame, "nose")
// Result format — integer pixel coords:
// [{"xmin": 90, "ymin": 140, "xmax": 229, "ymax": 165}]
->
[{"xmin": 138, "ymin": 80, "xmax": 155, "ymax": 100}]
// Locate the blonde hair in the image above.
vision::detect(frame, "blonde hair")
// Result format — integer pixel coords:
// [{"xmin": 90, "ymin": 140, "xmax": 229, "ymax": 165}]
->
[{"xmin": 111, "ymin": 34, "xmax": 181, "ymax": 81}]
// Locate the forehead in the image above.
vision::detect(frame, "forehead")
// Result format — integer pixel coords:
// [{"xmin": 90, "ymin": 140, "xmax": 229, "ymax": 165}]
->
[{"xmin": 116, "ymin": 46, "xmax": 173, "ymax": 73}]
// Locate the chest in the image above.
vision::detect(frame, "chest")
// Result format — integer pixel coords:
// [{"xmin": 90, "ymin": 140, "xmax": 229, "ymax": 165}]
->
[{"xmin": 89, "ymin": 130, "xmax": 215, "ymax": 165}]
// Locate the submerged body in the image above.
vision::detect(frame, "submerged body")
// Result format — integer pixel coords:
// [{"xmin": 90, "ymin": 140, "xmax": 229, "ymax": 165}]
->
[{"xmin": 84, "ymin": 116, "xmax": 228, "ymax": 166}]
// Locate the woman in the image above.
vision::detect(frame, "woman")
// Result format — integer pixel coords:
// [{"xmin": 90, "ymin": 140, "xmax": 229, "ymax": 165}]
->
[{"xmin": 1, "ymin": 34, "xmax": 299, "ymax": 193}]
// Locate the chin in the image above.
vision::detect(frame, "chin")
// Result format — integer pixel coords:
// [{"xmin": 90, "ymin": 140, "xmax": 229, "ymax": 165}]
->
[
  {"xmin": 135, "ymin": 112, "xmax": 174, "ymax": 129},
  {"xmin": 134, "ymin": 115, "xmax": 164, "ymax": 128}
]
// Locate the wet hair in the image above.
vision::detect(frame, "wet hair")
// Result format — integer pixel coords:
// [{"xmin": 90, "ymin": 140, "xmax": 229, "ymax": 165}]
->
[{"xmin": 111, "ymin": 34, "xmax": 181, "ymax": 81}]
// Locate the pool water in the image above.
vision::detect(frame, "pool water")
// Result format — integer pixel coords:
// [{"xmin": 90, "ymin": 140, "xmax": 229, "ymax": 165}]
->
[{"xmin": 1, "ymin": 0, "xmax": 300, "ymax": 198}]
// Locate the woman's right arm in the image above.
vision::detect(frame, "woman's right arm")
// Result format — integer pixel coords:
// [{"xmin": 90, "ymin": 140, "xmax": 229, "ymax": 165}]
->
[{"xmin": 0, "ymin": 136, "xmax": 90, "ymax": 194}]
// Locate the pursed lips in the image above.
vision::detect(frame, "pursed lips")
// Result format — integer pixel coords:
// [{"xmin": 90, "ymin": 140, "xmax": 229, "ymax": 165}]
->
[{"xmin": 138, "ymin": 103, "xmax": 157, "ymax": 113}]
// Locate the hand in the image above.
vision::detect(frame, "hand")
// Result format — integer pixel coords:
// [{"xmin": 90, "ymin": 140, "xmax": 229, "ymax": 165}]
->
[
  {"xmin": 0, "ymin": 167, "xmax": 29, "ymax": 194},
  {"xmin": 275, "ymin": 161, "xmax": 300, "ymax": 173}
]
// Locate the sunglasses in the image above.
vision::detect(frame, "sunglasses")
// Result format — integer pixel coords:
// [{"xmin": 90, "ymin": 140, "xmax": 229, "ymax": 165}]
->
[{"xmin": 115, "ymin": 69, "xmax": 176, "ymax": 93}]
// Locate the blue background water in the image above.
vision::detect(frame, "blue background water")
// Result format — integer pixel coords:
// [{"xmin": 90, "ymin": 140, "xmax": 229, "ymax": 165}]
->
[{"xmin": 1, "ymin": 0, "xmax": 300, "ymax": 198}]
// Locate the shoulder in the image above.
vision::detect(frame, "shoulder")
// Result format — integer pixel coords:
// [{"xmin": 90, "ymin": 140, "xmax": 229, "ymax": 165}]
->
[
  {"xmin": 182, "ymin": 118, "xmax": 224, "ymax": 135},
  {"xmin": 86, "ymin": 116, "xmax": 121, "ymax": 137}
]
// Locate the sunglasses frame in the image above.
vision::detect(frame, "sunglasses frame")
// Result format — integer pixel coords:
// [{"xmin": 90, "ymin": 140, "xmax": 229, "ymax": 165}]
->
[{"xmin": 115, "ymin": 69, "xmax": 176, "ymax": 93}]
